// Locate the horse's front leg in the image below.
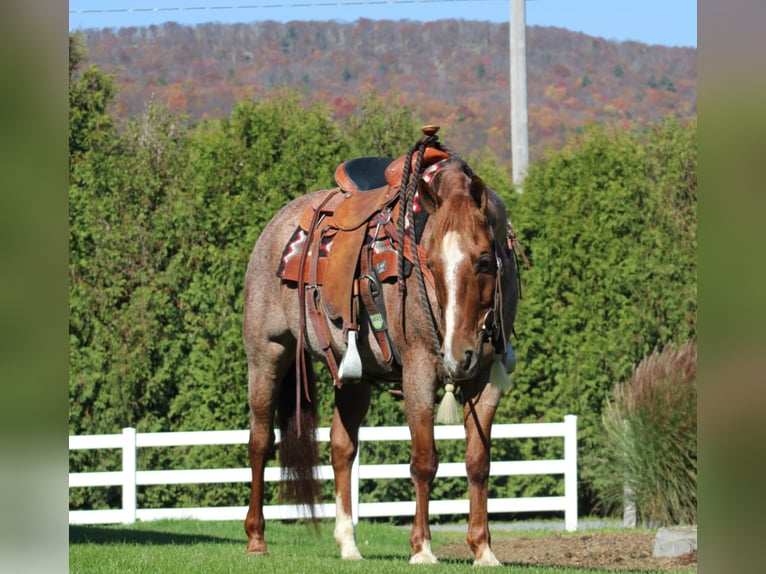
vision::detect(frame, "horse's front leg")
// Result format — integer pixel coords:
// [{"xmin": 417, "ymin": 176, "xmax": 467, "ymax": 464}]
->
[
  {"xmin": 403, "ymin": 367, "xmax": 440, "ymax": 564},
  {"xmin": 331, "ymin": 382, "xmax": 371, "ymax": 560},
  {"xmin": 463, "ymin": 380, "xmax": 503, "ymax": 566}
]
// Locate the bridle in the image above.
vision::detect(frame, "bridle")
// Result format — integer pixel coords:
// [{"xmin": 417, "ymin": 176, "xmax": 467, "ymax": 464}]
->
[
  {"xmin": 419, "ymin": 159, "xmax": 508, "ymax": 374},
  {"xmin": 478, "ymin": 249, "xmax": 508, "ymax": 357}
]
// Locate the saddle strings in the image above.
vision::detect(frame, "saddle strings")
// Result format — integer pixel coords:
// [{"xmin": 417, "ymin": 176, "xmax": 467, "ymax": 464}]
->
[{"xmin": 395, "ymin": 140, "xmax": 419, "ymax": 298}]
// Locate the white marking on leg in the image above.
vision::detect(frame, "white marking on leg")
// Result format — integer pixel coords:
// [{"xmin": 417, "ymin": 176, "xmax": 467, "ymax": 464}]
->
[
  {"xmin": 473, "ymin": 546, "xmax": 501, "ymax": 567},
  {"xmin": 334, "ymin": 494, "xmax": 362, "ymax": 560},
  {"xmin": 441, "ymin": 231, "xmax": 465, "ymax": 375},
  {"xmin": 409, "ymin": 539, "xmax": 439, "ymax": 564}
]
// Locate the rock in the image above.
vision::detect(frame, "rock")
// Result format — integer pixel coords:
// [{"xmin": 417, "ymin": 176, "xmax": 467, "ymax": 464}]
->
[{"xmin": 653, "ymin": 525, "xmax": 697, "ymax": 557}]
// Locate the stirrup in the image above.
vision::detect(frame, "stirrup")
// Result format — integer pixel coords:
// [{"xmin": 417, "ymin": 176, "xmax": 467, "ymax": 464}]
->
[{"xmin": 338, "ymin": 329, "xmax": 363, "ymax": 382}]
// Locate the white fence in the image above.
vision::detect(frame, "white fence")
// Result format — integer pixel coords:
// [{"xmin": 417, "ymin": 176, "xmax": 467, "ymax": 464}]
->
[{"xmin": 69, "ymin": 415, "xmax": 577, "ymax": 530}]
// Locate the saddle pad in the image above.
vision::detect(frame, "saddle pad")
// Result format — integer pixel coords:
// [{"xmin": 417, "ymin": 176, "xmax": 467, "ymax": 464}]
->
[
  {"xmin": 276, "ymin": 226, "xmax": 331, "ymax": 283},
  {"xmin": 277, "ymin": 229, "xmax": 399, "ymax": 287}
]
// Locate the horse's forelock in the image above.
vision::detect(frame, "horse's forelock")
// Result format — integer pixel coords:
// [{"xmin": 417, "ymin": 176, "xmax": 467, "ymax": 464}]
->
[
  {"xmin": 431, "ymin": 192, "xmax": 490, "ymax": 241},
  {"xmin": 430, "ymin": 161, "xmax": 470, "ymax": 198}
]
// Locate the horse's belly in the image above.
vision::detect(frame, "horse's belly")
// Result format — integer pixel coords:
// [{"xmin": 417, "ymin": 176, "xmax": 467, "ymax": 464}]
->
[{"xmin": 280, "ymin": 282, "xmax": 401, "ymax": 382}]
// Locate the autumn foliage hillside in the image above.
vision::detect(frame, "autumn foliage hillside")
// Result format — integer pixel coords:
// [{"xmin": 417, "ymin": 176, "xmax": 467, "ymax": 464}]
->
[{"xmin": 82, "ymin": 19, "xmax": 696, "ymax": 171}]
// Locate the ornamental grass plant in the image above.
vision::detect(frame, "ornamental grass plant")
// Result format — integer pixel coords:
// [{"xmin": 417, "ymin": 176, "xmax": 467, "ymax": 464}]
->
[{"xmin": 598, "ymin": 340, "xmax": 697, "ymax": 525}]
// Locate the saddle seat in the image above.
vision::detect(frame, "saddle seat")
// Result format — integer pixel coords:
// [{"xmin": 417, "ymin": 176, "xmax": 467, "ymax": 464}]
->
[
  {"xmin": 335, "ymin": 156, "xmax": 392, "ymax": 193},
  {"xmin": 330, "ymin": 147, "xmax": 451, "ymax": 229}
]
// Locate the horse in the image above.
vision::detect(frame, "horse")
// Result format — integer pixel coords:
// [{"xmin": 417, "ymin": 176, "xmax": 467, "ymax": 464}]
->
[{"xmin": 242, "ymin": 130, "xmax": 520, "ymax": 566}]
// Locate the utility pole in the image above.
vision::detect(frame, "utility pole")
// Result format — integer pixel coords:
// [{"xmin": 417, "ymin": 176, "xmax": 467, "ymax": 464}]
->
[{"xmin": 510, "ymin": 0, "xmax": 529, "ymax": 191}]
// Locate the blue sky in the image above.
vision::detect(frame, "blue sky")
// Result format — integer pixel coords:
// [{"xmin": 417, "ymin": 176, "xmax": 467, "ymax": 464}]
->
[{"xmin": 69, "ymin": 0, "xmax": 697, "ymax": 48}]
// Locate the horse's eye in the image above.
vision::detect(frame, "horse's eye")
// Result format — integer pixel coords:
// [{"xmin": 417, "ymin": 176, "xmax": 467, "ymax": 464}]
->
[{"xmin": 477, "ymin": 254, "xmax": 495, "ymax": 275}]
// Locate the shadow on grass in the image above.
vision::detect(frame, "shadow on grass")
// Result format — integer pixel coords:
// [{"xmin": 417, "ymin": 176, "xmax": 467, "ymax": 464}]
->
[
  {"xmin": 69, "ymin": 525, "xmax": 242, "ymax": 546},
  {"xmin": 361, "ymin": 554, "xmax": 475, "ymax": 567}
]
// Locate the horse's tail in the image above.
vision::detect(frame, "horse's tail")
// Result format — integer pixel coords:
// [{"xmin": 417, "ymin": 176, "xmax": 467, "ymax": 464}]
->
[{"xmin": 277, "ymin": 350, "xmax": 321, "ymax": 525}]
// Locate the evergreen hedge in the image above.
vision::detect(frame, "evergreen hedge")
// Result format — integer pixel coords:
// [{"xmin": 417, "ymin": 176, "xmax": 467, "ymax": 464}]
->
[{"xmin": 69, "ymin": 36, "xmax": 695, "ymax": 516}]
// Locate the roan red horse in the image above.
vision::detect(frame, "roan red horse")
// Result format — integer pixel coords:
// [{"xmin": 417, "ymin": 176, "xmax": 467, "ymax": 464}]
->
[{"xmin": 242, "ymin": 127, "xmax": 521, "ymax": 565}]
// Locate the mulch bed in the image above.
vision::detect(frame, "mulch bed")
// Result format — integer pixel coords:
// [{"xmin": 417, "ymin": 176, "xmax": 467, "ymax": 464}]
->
[{"xmin": 438, "ymin": 531, "xmax": 697, "ymax": 571}]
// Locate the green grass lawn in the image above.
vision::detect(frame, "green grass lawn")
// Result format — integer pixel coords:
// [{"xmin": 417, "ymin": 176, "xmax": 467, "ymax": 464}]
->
[
  {"xmin": 69, "ymin": 519, "xmax": 679, "ymax": 573},
  {"xmin": 71, "ymin": 519, "xmax": 440, "ymax": 574}
]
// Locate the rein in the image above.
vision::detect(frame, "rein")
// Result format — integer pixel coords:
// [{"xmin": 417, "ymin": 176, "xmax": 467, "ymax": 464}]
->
[
  {"xmin": 393, "ymin": 128, "xmax": 511, "ymax": 367},
  {"xmin": 393, "ymin": 128, "xmax": 510, "ymax": 424},
  {"xmin": 395, "ymin": 127, "xmax": 446, "ymax": 357},
  {"xmin": 478, "ymin": 247, "xmax": 508, "ymax": 356}
]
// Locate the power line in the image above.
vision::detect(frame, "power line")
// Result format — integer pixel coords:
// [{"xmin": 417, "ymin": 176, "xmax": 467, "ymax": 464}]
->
[{"xmin": 69, "ymin": 0, "xmax": 507, "ymax": 16}]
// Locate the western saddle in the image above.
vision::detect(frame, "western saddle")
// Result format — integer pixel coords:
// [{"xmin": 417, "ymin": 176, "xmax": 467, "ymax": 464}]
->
[{"xmin": 278, "ymin": 131, "xmax": 451, "ymax": 386}]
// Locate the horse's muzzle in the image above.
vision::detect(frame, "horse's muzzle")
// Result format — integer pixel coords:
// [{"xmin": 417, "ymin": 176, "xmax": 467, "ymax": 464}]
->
[{"xmin": 443, "ymin": 347, "xmax": 481, "ymax": 381}]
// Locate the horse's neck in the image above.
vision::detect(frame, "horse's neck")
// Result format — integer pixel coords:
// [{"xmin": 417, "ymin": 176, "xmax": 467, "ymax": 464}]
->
[{"xmin": 405, "ymin": 221, "xmax": 442, "ymax": 327}]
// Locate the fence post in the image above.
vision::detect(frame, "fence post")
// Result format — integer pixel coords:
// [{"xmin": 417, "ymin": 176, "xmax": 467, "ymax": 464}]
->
[
  {"xmin": 621, "ymin": 419, "xmax": 637, "ymax": 527},
  {"xmin": 122, "ymin": 427, "xmax": 137, "ymax": 524},
  {"xmin": 563, "ymin": 415, "xmax": 578, "ymax": 531},
  {"xmin": 623, "ymin": 483, "xmax": 637, "ymax": 527},
  {"xmin": 351, "ymin": 439, "xmax": 360, "ymax": 525}
]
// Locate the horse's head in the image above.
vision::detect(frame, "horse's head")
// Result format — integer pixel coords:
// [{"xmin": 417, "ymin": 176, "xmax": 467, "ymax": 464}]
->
[{"xmin": 418, "ymin": 160, "xmax": 506, "ymax": 381}]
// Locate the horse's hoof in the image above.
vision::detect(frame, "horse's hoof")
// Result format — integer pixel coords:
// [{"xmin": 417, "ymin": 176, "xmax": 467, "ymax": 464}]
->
[
  {"xmin": 340, "ymin": 547, "xmax": 363, "ymax": 560},
  {"xmin": 472, "ymin": 547, "xmax": 501, "ymax": 567},
  {"xmin": 338, "ymin": 539, "xmax": 363, "ymax": 560},
  {"xmin": 246, "ymin": 549, "xmax": 269, "ymax": 556},
  {"xmin": 409, "ymin": 539, "xmax": 438, "ymax": 564},
  {"xmin": 409, "ymin": 546, "xmax": 439, "ymax": 565},
  {"xmin": 245, "ymin": 542, "xmax": 269, "ymax": 556}
]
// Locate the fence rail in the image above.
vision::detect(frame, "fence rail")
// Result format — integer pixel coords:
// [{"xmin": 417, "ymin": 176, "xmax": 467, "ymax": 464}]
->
[{"xmin": 69, "ymin": 415, "xmax": 577, "ymax": 530}]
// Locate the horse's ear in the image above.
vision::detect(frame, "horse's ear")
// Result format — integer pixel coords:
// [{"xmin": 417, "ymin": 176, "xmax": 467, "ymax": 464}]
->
[
  {"xmin": 417, "ymin": 177, "xmax": 442, "ymax": 214},
  {"xmin": 469, "ymin": 175, "xmax": 488, "ymax": 211}
]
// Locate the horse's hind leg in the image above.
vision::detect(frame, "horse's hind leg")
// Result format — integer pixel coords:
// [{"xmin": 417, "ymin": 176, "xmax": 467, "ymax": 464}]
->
[
  {"xmin": 244, "ymin": 341, "xmax": 292, "ymax": 555},
  {"xmin": 331, "ymin": 382, "xmax": 371, "ymax": 560},
  {"xmin": 462, "ymin": 380, "xmax": 503, "ymax": 566}
]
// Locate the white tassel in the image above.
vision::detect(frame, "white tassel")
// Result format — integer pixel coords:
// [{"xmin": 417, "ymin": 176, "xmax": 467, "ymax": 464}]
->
[
  {"xmin": 490, "ymin": 355, "xmax": 513, "ymax": 391},
  {"xmin": 435, "ymin": 383, "xmax": 461, "ymax": 425}
]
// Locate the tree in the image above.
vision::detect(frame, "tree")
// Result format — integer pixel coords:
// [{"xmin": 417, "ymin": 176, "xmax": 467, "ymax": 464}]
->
[
  {"xmin": 497, "ymin": 118, "xmax": 696, "ymax": 512},
  {"xmin": 68, "ymin": 58, "xmax": 696, "ymax": 515},
  {"xmin": 69, "ymin": 89, "xmax": 353, "ymax": 509},
  {"xmin": 340, "ymin": 89, "xmax": 420, "ymax": 158},
  {"xmin": 69, "ymin": 33, "xmax": 117, "ymax": 163}
]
